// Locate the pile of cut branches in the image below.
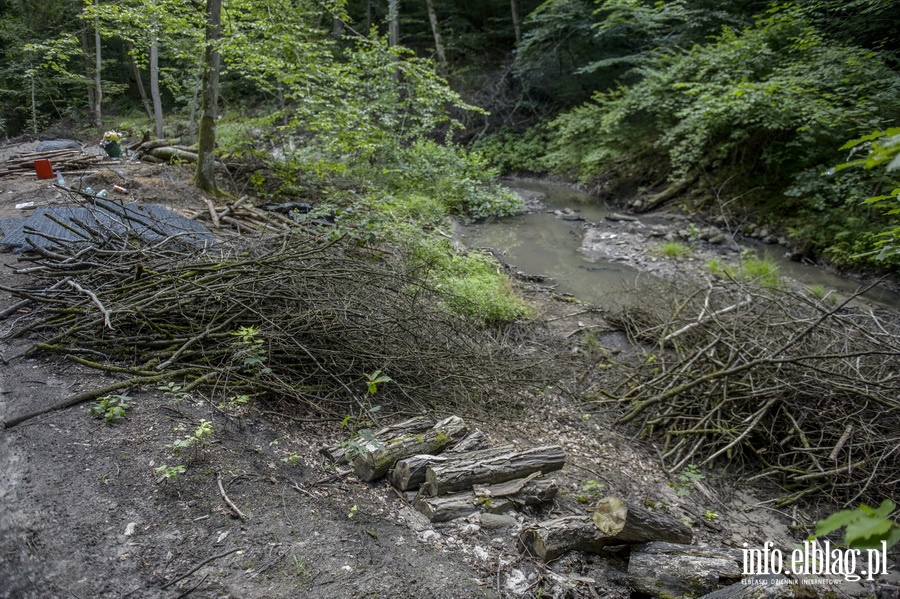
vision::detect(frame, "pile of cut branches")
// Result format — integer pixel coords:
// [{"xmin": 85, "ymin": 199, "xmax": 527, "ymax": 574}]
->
[
  {"xmin": 1, "ymin": 220, "xmax": 539, "ymax": 426},
  {"xmin": 604, "ymin": 279, "xmax": 900, "ymax": 505}
]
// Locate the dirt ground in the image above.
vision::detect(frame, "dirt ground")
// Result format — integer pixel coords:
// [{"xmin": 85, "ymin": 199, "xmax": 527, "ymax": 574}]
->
[{"xmin": 0, "ymin": 139, "xmax": 894, "ymax": 599}]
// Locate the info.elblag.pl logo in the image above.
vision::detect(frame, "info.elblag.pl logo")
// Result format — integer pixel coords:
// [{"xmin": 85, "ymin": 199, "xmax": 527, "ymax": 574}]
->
[{"xmin": 742, "ymin": 540, "xmax": 890, "ymax": 583}]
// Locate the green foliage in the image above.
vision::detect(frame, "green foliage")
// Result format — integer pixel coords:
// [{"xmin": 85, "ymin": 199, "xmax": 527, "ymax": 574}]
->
[
  {"xmin": 658, "ymin": 242, "xmax": 692, "ymax": 259},
  {"xmin": 669, "ymin": 464, "xmax": 704, "ymax": 496},
  {"xmin": 812, "ymin": 500, "xmax": 900, "ymax": 550},
  {"xmin": 473, "ymin": 127, "xmax": 552, "ymax": 173},
  {"xmin": 155, "ymin": 464, "xmax": 186, "ymax": 479},
  {"xmin": 409, "ymin": 239, "xmax": 532, "ymax": 324},
  {"xmin": 739, "ymin": 254, "xmax": 781, "ymax": 287},
  {"xmin": 90, "ymin": 394, "xmax": 131, "ymax": 423},
  {"xmin": 575, "ymin": 479, "xmax": 605, "ymax": 503},
  {"xmin": 546, "ymin": 5, "xmax": 900, "ymax": 181},
  {"xmin": 833, "ymin": 128, "xmax": 900, "ymax": 261},
  {"xmin": 230, "ymin": 326, "xmax": 272, "ymax": 375},
  {"xmin": 171, "ymin": 419, "xmax": 214, "ymax": 455},
  {"xmin": 339, "ymin": 428, "xmax": 383, "ymax": 462},
  {"xmin": 364, "ymin": 370, "xmax": 392, "ymax": 395},
  {"xmin": 158, "ymin": 381, "xmax": 191, "ymax": 403}
]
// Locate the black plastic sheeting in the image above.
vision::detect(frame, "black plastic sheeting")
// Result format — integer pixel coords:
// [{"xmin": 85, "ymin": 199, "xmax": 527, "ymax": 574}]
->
[{"xmin": 0, "ymin": 201, "xmax": 213, "ymax": 252}]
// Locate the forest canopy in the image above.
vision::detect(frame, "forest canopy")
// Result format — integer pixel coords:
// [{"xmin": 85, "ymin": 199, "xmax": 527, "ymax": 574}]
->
[{"xmin": 1, "ymin": 0, "xmax": 899, "ymax": 266}]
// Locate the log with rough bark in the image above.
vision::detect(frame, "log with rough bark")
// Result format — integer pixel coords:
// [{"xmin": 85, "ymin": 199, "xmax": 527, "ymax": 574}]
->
[
  {"xmin": 519, "ymin": 515, "xmax": 610, "ymax": 561},
  {"xmin": 414, "ymin": 475, "xmax": 557, "ymax": 522},
  {"xmin": 389, "ymin": 443, "xmax": 514, "ymax": 491},
  {"xmin": 424, "ymin": 445, "xmax": 565, "ymax": 496},
  {"xmin": 699, "ymin": 575, "xmax": 794, "ymax": 599},
  {"xmin": 148, "ymin": 146, "xmax": 199, "ymax": 163},
  {"xmin": 627, "ymin": 542, "xmax": 743, "ymax": 599},
  {"xmin": 447, "ymin": 429, "xmax": 488, "ymax": 453},
  {"xmin": 592, "ymin": 496, "xmax": 693, "ymax": 544},
  {"xmin": 351, "ymin": 416, "xmax": 468, "ymax": 482},
  {"xmin": 321, "ymin": 416, "xmax": 435, "ymax": 465},
  {"xmin": 414, "ymin": 491, "xmax": 514, "ymax": 522}
]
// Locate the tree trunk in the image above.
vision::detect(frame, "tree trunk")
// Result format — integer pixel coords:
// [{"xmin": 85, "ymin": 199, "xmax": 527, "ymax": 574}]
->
[
  {"xmin": 627, "ymin": 542, "xmax": 743, "ymax": 599},
  {"xmin": 510, "ymin": 0, "xmax": 522, "ymax": 45},
  {"xmin": 93, "ymin": 0, "xmax": 102, "ymax": 129},
  {"xmin": 388, "ymin": 0, "xmax": 400, "ymax": 47},
  {"xmin": 351, "ymin": 416, "xmax": 468, "ymax": 482},
  {"xmin": 150, "ymin": 25, "xmax": 162, "ymax": 137},
  {"xmin": 424, "ymin": 0, "xmax": 447, "ymax": 70},
  {"xmin": 424, "ymin": 445, "xmax": 565, "ymax": 496},
  {"xmin": 592, "ymin": 497, "xmax": 693, "ymax": 545},
  {"xmin": 127, "ymin": 42, "xmax": 153, "ymax": 122},
  {"xmin": 194, "ymin": 0, "xmax": 222, "ymax": 194},
  {"xmin": 30, "ymin": 63, "xmax": 37, "ymax": 134},
  {"xmin": 80, "ymin": 26, "xmax": 96, "ymax": 126}
]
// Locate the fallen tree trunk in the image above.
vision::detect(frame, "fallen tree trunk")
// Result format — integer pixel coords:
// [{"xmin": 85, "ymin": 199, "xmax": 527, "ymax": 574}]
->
[
  {"xmin": 519, "ymin": 515, "xmax": 610, "ymax": 561},
  {"xmin": 321, "ymin": 416, "xmax": 435, "ymax": 465},
  {"xmin": 414, "ymin": 475, "xmax": 557, "ymax": 522},
  {"xmin": 424, "ymin": 445, "xmax": 565, "ymax": 496},
  {"xmin": 592, "ymin": 496, "xmax": 693, "ymax": 544},
  {"xmin": 628, "ymin": 542, "xmax": 743, "ymax": 599},
  {"xmin": 352, "ymin": 416, "xmax": 468, "ymax": 482},
  {"xmin": 390, "ymin": 443, "xmax": 514, "ymax": 491},
  {"xmin": 148, "ymin": 146, "xmax": 199, "ymax": 163}
]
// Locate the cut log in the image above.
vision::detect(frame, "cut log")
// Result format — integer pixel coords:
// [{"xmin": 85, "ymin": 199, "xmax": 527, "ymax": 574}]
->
[
  {"xmin": 320, "ymin": 416, "xmax": 435, "ymax": 465},
  {"xmin": 414, "ymin": 475, "xmax": 556, "ymax": 522},
  {"xmin": 519, "ymin": 515, "xmax": 610, "ymax": 561},
  {"xmin": 148, "ymin": 146, "xmax": 199, "ymax": 163},
  {"xmin": 447, "ymin": 429, "xmax": 488, "ymax": 453},
  {"xmin": 414, "ymin": 491, "xmax": 513, "ymax": 522},
  {"xmin": 390, "ymin": 443, "xmax": 515, "ymax": 492},
  {"xmin": 699, "ymin": 575, "xmax": 794, "ymax": 599},
  {"xmin": 351, "ymin": 416, "xmax": 468, "ymax": 482},
  {"xmin": 424, "ymin": 445, "xmax": 565, "ymax": 496},
  {"xmin": 391, "ymin": 454, "xmax": 441, "ymax": 491},
  {"xmin": 627, "ymin": 542, "xmax": 743, "ymax": 599},
  {"xmin": 592, "ymin": 497, "xmax": 693, "ymax": 544}
]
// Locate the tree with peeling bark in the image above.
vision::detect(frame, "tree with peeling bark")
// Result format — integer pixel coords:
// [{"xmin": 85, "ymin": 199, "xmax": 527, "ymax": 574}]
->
[{"xmin": 194, "ymin": 0, "xmax": 221, "ymax": 194}]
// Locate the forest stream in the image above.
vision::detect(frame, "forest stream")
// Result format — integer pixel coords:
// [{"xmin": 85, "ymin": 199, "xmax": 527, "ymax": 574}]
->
[{"xmin": 462, "ymin": 179, "xmax": 900, "ymax": 310}]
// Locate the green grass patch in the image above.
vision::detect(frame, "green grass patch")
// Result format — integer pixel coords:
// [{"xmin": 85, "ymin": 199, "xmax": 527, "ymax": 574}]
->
[
  {"xmin": 740, "ymin": 254, "xmax": 781, "ymax": 287},
  {"xmin": 409, "ymin": 239, "xmax": 532, "ymax": 324},
  {"xmin": 658, "ymin": 242, "xmax": 692, "ymax": 259}
]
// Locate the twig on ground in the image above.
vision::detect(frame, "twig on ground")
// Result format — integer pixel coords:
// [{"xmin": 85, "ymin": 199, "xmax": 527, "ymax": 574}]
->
[
  {"xmin": 217, "ymin": 473, "xmax": 249, "ymax": 521},
  {"xmin": 160, "ymin": 547, "xmax": 241, "ymax": 589}
]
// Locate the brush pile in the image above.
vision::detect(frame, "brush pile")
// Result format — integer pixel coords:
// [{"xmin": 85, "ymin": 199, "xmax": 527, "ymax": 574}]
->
[
  {"xmin": 1, "ymin": 214, "xmax": 536, "ymax": 422},
  {"xmin": 0, "ymin": 149, "xmax": 108, "ymax": 178},
  {"xmin": 605, "ymin": 279, "xmax": 900, "ymax": 505}
]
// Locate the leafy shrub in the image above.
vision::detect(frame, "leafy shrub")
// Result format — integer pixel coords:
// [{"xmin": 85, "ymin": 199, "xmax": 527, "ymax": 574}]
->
[{"xmin": 409, "ymin": 239, "xmax": 532, "ymax": 324}]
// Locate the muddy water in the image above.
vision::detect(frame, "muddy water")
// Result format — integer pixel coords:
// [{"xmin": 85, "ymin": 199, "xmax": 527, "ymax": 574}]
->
[
  {"xmin": 461, "ymin": 180, "xmax": 900, "ymax": 309},
  {"xmin": 460, "ymin": 180, "xmax": 644, "ymax": 306}
]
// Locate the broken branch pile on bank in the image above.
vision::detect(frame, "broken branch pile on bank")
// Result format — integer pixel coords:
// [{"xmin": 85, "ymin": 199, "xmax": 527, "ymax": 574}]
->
[
  {"xmin": 605, "ymin": 279, "xmax": 900, "ymax": 505},
  {"xmin": 0, "ymin": 149, "xmax": 108, "ymax": 178},
  {"xmin": 0, "ymin": 223, "xmax": 537, "ymax": 422}
]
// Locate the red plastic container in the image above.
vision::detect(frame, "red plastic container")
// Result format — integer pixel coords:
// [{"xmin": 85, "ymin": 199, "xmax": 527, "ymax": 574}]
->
[{"xmin": 34, "ymin": 159, "xmax": 53, "ymax": 179}]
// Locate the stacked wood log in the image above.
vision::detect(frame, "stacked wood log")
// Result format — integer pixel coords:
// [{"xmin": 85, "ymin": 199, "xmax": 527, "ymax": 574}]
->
[
  {"xmin": 0, "ymin": 149, "xmax": 109, "ymax": 178},
  {"xmin": 518, "ymin": 496, "xmax": 693, "ymax": 561},
  {"xmin": 627, "ymin": 542, "xmax": 743, "ymax": 599},
  {"xmin": 327, "ymin": 415, "xmax": 565, "ymax": 522}
]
